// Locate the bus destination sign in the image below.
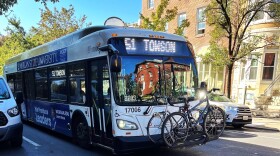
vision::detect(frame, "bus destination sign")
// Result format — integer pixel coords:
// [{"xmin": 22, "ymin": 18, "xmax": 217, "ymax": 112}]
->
[
  {"xmin": 17, "ymin": 48, "xmax": 67, "ymax": 71},
  {"xmin": 125, "ymin": 38, "xmax": 176, "ymax": 53}
]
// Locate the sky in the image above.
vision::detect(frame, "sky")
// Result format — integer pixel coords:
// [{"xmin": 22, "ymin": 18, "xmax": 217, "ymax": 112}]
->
[{"xmin": 0, "ymin": 0, "xmax": 142, "ymax": 35}]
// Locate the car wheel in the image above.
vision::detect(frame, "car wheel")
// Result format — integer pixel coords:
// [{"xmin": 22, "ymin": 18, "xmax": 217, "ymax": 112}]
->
[
  {"xmin": 11, "ymin": 135, "xmax": 23, "ymax": 147},
  {"xmin": 233, "ymin": 124, "xmax": 244, "ymax": 129}
]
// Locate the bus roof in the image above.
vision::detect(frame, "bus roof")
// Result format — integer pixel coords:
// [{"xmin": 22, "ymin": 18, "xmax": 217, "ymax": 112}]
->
[
  {"xmin": 5, "ymin": 26, "xmax": 117, "ymax": 65},
  {"xmin": 5, "ymin": 26, "xmax": 187, "ymax": 66}
]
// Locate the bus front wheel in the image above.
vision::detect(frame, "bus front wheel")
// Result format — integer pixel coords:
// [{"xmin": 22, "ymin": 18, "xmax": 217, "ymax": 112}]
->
[{"xmin": 72, "ymin": 116, "xmax": 90, "ymax": 148}]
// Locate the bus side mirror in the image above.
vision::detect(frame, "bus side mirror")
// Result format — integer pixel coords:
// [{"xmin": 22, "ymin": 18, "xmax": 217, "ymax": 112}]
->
[
  {"xmin": 110, "ymin": 54, "xmax": 122, "ymax": 73},
  {"xmin": 200, "ymin": 81, "xmax": 207, "ymax": 90},
  {"xmin": 99, "ymin": 44, "xmax": 122, "ymax": 72}
]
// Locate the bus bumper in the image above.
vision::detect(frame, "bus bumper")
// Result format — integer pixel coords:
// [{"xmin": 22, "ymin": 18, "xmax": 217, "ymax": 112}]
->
[{"xmin": 114, "ymin": 135, "xmax": 159, "ymax": 154}]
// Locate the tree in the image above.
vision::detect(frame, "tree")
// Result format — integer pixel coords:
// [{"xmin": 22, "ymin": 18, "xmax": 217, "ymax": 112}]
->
[
  {"xmin": 0, "ymin": 5, "xmax": 91, "ymax": 74},
  {"xmin": 0, "ymin": 0, "xmax": 59, "ymax": 15},
  {"xmin": 140, "ymin": 0, "xmax": 189, "ymax": 36},
  {"xmin": 0, "ymin": 17, "xmax": 34, "ymax": 73},
  {"xmin": 202, "ymin": 0, "xmax": 280, "ymax": 97},
  {"xmin": 30, "ymin": 5, "xmax": 92, "ymax": 46}
]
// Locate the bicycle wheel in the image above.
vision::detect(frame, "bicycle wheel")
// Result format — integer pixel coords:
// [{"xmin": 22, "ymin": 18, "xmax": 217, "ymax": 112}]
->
[
  {"xmin": 203, "ymin": 106, "xmax": 225, "ymax": 140},
  {"xmin": 161, "ymin": 112, "xmax": 189, "ymax": 147},
  {"xmin": 147, "ymin": 112, "xmax": 165, "ymax": 144}
]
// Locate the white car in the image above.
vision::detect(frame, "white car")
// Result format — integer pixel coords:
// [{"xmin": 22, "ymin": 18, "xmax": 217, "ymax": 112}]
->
[
  {"xmin": 0, "ymin": 76, "xmax": 23, "ymax": 147},
  {"xmin": 208, "ymin": 92, "xmax": 252, "ymax": 128}
]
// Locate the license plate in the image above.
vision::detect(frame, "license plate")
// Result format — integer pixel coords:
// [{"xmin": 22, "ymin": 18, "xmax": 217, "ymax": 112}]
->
[{"xmin": 243, "ymin": 116, "xmax": 248, "ymax": 120}]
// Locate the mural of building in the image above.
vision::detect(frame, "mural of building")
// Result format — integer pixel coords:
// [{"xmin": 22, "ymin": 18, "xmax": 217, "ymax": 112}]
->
[{"xmin": 134, "ymin": 58, "xmax": 190, "ymax": 97}]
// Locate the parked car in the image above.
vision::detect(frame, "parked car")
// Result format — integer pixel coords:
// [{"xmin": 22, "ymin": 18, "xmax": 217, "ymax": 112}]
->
[
  {"xmin": 0, "ymin": 76, "xmax": 23, "ymax": 147},
  {"xmin": 208, "ymin": 91, "xmax": 252, "ymax": 128}
]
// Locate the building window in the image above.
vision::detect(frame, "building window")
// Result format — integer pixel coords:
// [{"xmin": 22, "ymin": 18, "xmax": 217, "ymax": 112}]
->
[
  {"xmin": 141, "ymin": 75, "xmax": 144, "ymax": 81},
  {"xmin": 148, "ymin": 0, "xmax": 154, "ymax": 9},
  {"xmin": 262, "ymin": 53, "xmax": 275, "ymax": 80},
  {"xmin": 240, "ymin": 63, "xmax": 245, "ymax": 80},
  {"xmin": 249, "ymin": 55, "xmax": 258, "ymax": 80},
  {"xmin": 197, "ymin": 7, "xmax": 206, "ymax": 34},
  {"xmin": 149, "ymin": 81, "xmax": 153, "ymax": 88},
  {"xmin": 253, "ymin": 11, "xmax": 265, "ymax": 21},
  {"xmin": 165, "ymin": 23, "xmax": 169, "ymax": 32},
  {"xmin": 178, "ymin": 13, "xmax": 186, "ymax": 27},
  {"xmin": 149, "ymin": 72, "xmax": 153, "ymax": 78},
  {"xmin": 198, "ymin": 62, "xmax": 203, "ymax": 82},
  {"xmin": 267, "ymin": 0, "xmax": 280, "ymax": 19}
]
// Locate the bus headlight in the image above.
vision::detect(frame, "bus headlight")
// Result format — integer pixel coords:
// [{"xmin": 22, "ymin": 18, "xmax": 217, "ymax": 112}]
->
[
  {"xmin": 7, "ymin": 106, "xmax": 19, "ymax": 117},
  {"xmin": 116, "ymin": 119, "xmax": 138, "ymax": 130}
]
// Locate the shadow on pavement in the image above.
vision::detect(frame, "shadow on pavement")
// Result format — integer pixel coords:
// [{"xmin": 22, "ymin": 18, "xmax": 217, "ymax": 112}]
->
[
  {"xmin": 129, "ymin": 138, "xmax": 280, "ymax": 156},
  {"xmin": 226, "ymin": 126, "xmax": 280, "ymax": 133},
  {"xmin": 0, "ymin": 142, "xmax": 29, "ymax": 156},
  {"xmin": 10, "ymin": 122, "xmax": 280, "ymax": 156}
]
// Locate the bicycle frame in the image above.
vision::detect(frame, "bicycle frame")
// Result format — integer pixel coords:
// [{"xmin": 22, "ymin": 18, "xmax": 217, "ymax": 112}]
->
[{"xmin": 187, "ymin": 96, "xmax": 210, "ymax": 126}]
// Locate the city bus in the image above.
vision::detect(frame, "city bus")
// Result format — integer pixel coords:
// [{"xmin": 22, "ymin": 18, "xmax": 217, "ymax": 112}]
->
[{"xmin": 4, "ymin": 26, "xmax": 199, "ymax": 153}]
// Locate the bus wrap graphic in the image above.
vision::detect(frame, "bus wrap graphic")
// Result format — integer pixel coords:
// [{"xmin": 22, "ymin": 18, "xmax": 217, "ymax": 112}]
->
[{"xmin": 17, "ymin": 48, "xmax": 67, "ymax": 71}]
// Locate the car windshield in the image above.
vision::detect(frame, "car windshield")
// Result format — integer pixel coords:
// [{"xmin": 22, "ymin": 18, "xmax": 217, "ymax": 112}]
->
[
  {"xmin": 111, "ymin": 56, "xmax": 197, "ymax": 105},
  {"xmin": 208, "ymin": 93, "xmax": 231, "ymax": 102},
  {"xmin": 0, "ymin": 78, "xmax": 10, "ymax": 99}
]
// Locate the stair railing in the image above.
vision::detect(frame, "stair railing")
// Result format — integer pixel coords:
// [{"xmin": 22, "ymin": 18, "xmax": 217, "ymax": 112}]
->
[{"xmin": 264, "ymin": 74, "xmax": 280, "ymax": 96}]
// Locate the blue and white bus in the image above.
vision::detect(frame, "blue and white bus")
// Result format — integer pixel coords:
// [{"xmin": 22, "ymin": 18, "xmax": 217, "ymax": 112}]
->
[{"xmin": 4, "ymin": 26, "xmax": 198, "ymax": 153}]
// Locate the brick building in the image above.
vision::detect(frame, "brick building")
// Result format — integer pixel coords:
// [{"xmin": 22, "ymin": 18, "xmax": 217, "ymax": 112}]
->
[
  {"xmin": 141, "ymin": 0, "xmax": 225, "ymax": 92},
  {"xmin": 142, "ymin": 0, "xmax": 280, "ymax": 111}
]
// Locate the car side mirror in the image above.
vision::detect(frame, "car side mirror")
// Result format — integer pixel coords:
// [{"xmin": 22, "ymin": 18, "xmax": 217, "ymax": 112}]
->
[{"xmin": 200, "ymin": 81, "xmax": 207, "ymax": 89}]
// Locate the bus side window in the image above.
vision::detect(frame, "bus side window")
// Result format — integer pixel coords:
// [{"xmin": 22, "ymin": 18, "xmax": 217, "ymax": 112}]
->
[
  {"xmin": 68, "ymin": 62, "xmax": 86, "ymax": 104},
  {"xmin": 103, "ymin": 80, "xmax": 110, "ymax": 105},
  {"xmin": 90, "ymin": 64, "xmax": 99, "ymax": 104},
  {"xmin": 70, "ymin": 79, "xmax": 86, "ymax": 104}
]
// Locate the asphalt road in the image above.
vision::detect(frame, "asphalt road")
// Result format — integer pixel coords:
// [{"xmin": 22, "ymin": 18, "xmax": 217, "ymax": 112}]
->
[{"xmin": 1, "ymin": 124, "xmax": 280, "ymax": 156}]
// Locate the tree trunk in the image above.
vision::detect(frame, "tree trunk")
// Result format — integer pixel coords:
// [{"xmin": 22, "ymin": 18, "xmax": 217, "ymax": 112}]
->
[{"xmin": 226, "ymin": 63, "xmax": 233, "ymax": 98}]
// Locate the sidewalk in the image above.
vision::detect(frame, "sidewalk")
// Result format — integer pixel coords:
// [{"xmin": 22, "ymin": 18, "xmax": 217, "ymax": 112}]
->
[{"xmin": 244, "ymin": 117, "xmax": 280, "ymax": 132}]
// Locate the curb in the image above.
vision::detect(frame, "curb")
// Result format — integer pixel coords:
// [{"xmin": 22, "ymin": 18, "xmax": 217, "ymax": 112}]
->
[{"xmin": 244, "ymin": 125, "xmax": 280, "ymax": 132}]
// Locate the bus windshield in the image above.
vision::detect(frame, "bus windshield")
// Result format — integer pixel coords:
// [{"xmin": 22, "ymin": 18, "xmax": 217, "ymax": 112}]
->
[{"xmin": 112, "ymin": 56, "xmax": 197, "ymax": 106}]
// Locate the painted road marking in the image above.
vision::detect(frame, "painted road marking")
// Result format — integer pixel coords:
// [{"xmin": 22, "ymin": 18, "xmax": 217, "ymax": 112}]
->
[{"xmin": 23, "ymin": 136, "xmax": 41, "ymax": 147}]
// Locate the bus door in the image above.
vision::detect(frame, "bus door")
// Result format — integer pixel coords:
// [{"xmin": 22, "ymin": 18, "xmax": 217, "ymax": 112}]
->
[
  {"xmin": 23, "ymin": 71, "xmax": 35, "ymax": 120},
  {"xmin": 90, "ymin": 59, "xmax": 113, "ymax": 145}
]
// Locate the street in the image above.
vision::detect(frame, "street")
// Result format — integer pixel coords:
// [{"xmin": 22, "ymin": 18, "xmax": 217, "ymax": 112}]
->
[{"xmin": 1, "ymin": 123, "xmax": 280, "ymax": 156}]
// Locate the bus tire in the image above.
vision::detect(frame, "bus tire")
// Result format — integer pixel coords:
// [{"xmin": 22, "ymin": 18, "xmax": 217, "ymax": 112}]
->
[{"xmin": 72, "ymin": 115, "xmax": 90, "ymax": 149}]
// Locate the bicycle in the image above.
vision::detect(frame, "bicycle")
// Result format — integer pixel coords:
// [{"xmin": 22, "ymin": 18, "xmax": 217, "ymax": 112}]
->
[
  {"xmin": 161, "ymin": 95, "xmax": 226, "ymax": 147},
  {"xmin": 146, "ymin": 96, "xmax": 172, "ymax": 144}
]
